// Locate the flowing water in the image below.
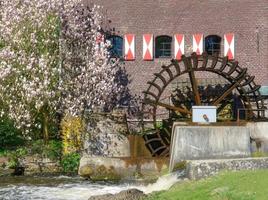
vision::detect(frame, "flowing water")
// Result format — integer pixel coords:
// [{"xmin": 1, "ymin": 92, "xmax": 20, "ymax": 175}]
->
[{"xmin": 0, "ymin": 172, "xmax": 184, "ymax": 200}]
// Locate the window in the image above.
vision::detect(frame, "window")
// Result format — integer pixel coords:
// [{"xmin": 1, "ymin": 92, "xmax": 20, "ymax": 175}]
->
[
  {"xmin": 107, "ymin": 35, "xmax": 123, "ymax": 58},
  {"xmin": 155, "ymin": 35, "xmax": 172, "ymax": 58},
  {"xmin": 205, "ymin": 35, "xmax": 221, "ymax": 55}
]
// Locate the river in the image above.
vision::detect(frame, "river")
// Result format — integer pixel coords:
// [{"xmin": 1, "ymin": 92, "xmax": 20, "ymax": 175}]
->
[{"xmin": 0, "ymin": 172, "xmax": 183, "ymax": 200}]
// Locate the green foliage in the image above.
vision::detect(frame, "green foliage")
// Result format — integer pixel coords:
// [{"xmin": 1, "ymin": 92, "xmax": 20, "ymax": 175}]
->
[
  {"xmin": 0, "ymin": 149, "xmax": 8, "ymax": 157},
  {"xmin": 30, "ymin": 139, "xmax": 62, "ymax": 161},
  {"xmin": 7, "ymin": 147, "xmax": 28, "ymax": 169},
  {"xmin": 155, "ymin": 121, "xmax": 163, "ymax": 129},
  {"xmin": 44, "ymin": 140, "xmax": 62, "ymax": 161},
  {"xmin": 0, "ymin": 116, "xmax": 24, "ymax": 149},
  {"xmin": 60, "ymin": 152, "xmax": 80, "ymax": 173},
  {"xmin": 146, "ymin": 170, "xmax": 268, "ymax": 200},
  {"xmin": 30, "ymin": 139, "xmax": 45, "ymax": 155}
]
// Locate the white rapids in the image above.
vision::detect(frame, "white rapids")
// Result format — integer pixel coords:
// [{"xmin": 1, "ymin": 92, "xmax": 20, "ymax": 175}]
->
[{"xmin": 0, "ymin": 172, "xmax": 184, "ymax": 200}]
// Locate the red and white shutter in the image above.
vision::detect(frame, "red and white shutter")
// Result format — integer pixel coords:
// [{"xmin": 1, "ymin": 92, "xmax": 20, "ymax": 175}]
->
[
  {"xmin": 224, "ymin": 33, "xmax": 235, "ymax": 59},
  {"xmin": 143, "ymin": 34, "xmax": 153, "ymax": 60},
  {"xmin": 193, "ymin": 34, "xmax": 203, "ymax": 55},
  {"xmin": 174, "ymin": 34, "xmax": 184, "ymax": 60},
  {"xmin": 124, "ymin": 34, "xmax": 135, "ymax": 60},
  {"xmin": 96, "ymin": 32, "xmax": 104, "ymax": 44}
]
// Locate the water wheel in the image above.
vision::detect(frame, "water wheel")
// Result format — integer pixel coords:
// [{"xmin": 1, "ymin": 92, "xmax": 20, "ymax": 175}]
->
[{"xmin": 141, "ymin": 53, "xmax": 266, "ymax": 157}]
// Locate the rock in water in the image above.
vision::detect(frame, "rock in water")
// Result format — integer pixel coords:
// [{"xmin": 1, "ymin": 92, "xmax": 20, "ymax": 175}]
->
[
  {"xmin": 12, "ymin": 166, "xmax": 25, "ymax": 176},
  {"xmin": 88, "ymin": 189, "xmax": 146, "ymax": 200},
  {"xmin": 88, "ymin": 193, "xmax": 113, "ymax": 200}
]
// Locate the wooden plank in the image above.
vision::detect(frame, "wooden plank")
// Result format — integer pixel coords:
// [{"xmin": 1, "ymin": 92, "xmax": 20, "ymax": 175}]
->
[{"xmin": 145, "ymin": 99, "xmax": 192, "ymax": 115}]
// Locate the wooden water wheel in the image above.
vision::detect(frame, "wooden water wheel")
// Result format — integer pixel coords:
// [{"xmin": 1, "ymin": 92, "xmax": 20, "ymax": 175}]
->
[{"xmin": 141, "ymin": 53, "xmax": 266, "ymax": 157}]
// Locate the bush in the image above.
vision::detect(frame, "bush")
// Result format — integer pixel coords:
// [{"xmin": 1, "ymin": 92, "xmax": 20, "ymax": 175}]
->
[
  {"xmin": 60, "ymin": 152, "xmax": 80, "ymax": 173},
  {"xmin": 7, "ymin": 147, "xmax": 28, "ymax": 168},
  {"xmin": 61, "ymin": 116, "xmax": 84, "ymax": 154},
  {"xmin": 44, "ymin": 140, "xmax": 62, "ymax": 161},
  {"xmin": 0, "ymin": 117, "xmax": 24, "ymax": 149},
  {"xmin": 0, "ymin": 149, "xmax": 7, "ymax": 157},
  {"xmin": 30, "ymin": 139, "xmax": 44, "ymax": 155},
  {"xmin": 30, "ymin": 139, "xmax": 62, "ymax": 161}
]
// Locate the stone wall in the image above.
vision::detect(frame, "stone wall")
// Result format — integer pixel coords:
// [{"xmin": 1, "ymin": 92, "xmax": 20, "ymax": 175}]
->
[
  {"xmin": 83, "ymin": 111, "xmax": 130, "ymax": 157},
  {"xmin": 0, "ymin": 156, "xmax": 60, "ymax": 176},
  {"xmin": 187, "ymin": 157, "xmax": 268, "ymax": 180}
]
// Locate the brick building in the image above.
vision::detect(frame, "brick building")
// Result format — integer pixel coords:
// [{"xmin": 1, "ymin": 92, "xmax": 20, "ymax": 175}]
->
[{"xmin": 86, "ymin": 0, "xmax": 268, "ymax": 97}]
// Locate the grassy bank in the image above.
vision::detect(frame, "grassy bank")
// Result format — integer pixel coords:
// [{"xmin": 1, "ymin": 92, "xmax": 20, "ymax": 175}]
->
[{"xmin": 146, "ymin": 170, "xmax": 268, "ymax": 200}]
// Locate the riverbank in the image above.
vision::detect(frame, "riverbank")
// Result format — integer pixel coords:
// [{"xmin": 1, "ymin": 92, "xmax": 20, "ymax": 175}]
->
[{"xmin": 145, "ymin": 169, "xmax": 268, "ymax": 200}]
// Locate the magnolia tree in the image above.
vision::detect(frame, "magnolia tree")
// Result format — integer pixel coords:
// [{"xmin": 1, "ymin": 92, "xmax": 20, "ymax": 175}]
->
[
  {"xmin": 0, "ymin": 0, "xmax": 120, "ymax": 141},
  {"xmin": 60, "ymin": 5, "xmax": 120, "ymax": 116}
]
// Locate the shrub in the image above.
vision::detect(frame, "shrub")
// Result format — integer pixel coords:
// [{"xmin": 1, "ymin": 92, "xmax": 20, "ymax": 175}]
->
[
  {"xmin": 30, "ymin": 139, "xmax": 62, "ymax": 161},
  {"xmin": 30, "ymin": 139, "xmax": 44, "ymax": 155},
  {"xmin": 60, "ymin": 152, "xmax": 80, "ymax": 173},
  {"xmin": 0, "ymin": 117, "xmax": 24, "ymax": 149},
  {"xmin": 61, "ymin": 116, "xmax": 84, "ymax": 154},
  {"xmin": 7, "ymin": 147, "xmax": 28, "ymax": 168},
  {"xmin": 45, "ymin": 140, "xmax": 62, "ymax": 161}
]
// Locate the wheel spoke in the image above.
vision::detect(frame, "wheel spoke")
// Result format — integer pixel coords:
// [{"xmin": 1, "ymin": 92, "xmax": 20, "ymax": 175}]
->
[
  {"xmin": 145, "ymin": 99, "xmax": 191, "ymax": 115},
  {"xmin": 212, "ymin": 78, "xmax": 243, "ymax": 106},
  {"xmin": 188, "ymin": 65, "xmax": 201, "ymax": 105}
]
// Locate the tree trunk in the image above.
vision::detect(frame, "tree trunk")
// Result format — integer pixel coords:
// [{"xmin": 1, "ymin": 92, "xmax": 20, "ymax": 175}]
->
[{"xmin": 43, "ymin": 110, "xmax": 49, "ymax": 144}]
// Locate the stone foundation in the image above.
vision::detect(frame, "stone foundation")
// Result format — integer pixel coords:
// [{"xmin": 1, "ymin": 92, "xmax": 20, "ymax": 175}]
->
[
  {"xmin": 187, "ymin": 157, "xmax": 268, "ymax": 180},
  {"xmin": 0, "ymin": 156, "xmax": 60, "ymax": 176},
  {"xmin": 78, "ymin": 156, "xmax": 169, "ymax": 180},
  {"xmin": 83, "ymin": 111, "xmax": 130, "ymax": 157}
]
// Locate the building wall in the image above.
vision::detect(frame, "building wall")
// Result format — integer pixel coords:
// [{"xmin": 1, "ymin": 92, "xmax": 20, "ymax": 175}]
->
[{"xmin": 85, "ymin": 0, "xmax": 268, "ymax": 96}]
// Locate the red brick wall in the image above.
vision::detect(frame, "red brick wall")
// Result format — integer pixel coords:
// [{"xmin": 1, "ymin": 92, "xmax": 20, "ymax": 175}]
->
[{"xmin": 85, "ymin": 0, "xmax": 268, "ymax": 96}]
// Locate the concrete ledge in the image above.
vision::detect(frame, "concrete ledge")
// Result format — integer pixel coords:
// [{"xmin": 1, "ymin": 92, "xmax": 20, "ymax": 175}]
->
[
  {"xmin": 187, "ymin": 157, "xmax": 268, "ymax": 180},
  {"xmin": 170, "ymin": 125, "xmax": 251, "ymax": 171}
]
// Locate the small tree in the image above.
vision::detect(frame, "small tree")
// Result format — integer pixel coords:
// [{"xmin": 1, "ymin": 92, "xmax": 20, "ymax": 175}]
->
[{"xmin": 0, "ymin": 0, "xmax": 120, "ymax": 142}]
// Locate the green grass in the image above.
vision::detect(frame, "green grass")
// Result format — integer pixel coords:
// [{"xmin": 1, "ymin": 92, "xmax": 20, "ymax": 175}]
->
[{"xmin": 145, "ymin": 170, "xmax": 268, "ymax": 200}]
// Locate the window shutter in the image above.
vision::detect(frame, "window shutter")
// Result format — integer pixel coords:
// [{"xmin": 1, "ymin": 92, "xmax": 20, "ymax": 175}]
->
[
  {"xmin": 143, "ymin": 34, "xmax": 153, "ymax": 60},
  {"xmin": 174, "ymin": 34, "xmax": 184, "ymax": 60},
  {"xmin": 224, "ymin": 33, "xmax": 235, "ymax": 59},
  {"xmin": 124, "ymin": 34, "xmax": 135, "ymax": 60},
  {"xmin": 193, "ymin": 34, "xmax": 204, "ymax": 55}
]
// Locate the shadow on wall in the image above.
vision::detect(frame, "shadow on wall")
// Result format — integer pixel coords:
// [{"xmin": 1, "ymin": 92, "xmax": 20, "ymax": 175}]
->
[
  {"xmin": 102, "ymin": 21, "xmax": 142, "ymax": 118},
  {"xmin": 103, "ymin": 61, "xmax": 142, "ymax": 119}
]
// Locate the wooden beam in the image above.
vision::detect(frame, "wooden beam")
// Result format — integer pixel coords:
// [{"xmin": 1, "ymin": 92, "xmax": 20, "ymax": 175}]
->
[
  {"xmin": 188, "ymin": 66, "xmax": 201, "ymax": 105},
  {"xmin": 212, "ymin": 79, "xmax": 243, "ymax": 106},
  {"xmin": 145, "ymin": 99, "xmax": 192, "ymax": 115}
]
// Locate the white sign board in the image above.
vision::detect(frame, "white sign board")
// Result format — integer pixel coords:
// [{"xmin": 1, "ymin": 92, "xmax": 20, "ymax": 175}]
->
[{"xmin": 192, "ymin": 106, "xmax": 217, "ymax": 123}]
